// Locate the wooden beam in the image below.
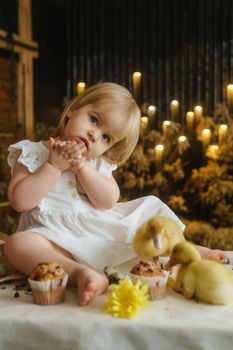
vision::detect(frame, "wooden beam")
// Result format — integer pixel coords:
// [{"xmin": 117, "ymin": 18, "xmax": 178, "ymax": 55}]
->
[
  {"xmin": 19, "ymin": 0, "xmax": 32, "ymax": 41},
  {"xmin": 0, "ymin": 0, "xmax": 38, "ymax": 140},
  {"xmin": 18, "ymin": 0, "xmax": 36, "ymax": 139},
  {"xmin": 0, "ymin": 28, "xmax": 38, "ymax": 57}
]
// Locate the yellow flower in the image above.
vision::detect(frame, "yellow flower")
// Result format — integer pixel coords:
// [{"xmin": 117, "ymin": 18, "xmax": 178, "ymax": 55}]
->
[{"xmin": 104, "ymin": 276, "xmax": 149, "ymax": 319}]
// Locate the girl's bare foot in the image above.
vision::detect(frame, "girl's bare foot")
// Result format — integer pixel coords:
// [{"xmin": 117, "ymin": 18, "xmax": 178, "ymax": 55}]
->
[
  {"xmin": 75, "ymin": 267, "xmax": 109, "ymax": 306},
  {"xmin": 196, "ymin": 245, "xmax": 226, "ymax": 262}
]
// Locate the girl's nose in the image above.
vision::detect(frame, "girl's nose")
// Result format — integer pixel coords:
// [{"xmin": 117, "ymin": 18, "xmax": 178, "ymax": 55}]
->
[{"xmin": 88, "ymin": 129, "xmax": 99, "ymax": 142}]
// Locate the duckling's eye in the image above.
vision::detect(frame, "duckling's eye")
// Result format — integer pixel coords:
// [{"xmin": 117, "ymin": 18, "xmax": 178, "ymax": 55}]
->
[
  {"xmin": 102, "ymin": 134, "xmax": 110, "ymax": 143},
  {"xmin": 90, "ymin": 116, "xmax": 98, "ymax": 125}
]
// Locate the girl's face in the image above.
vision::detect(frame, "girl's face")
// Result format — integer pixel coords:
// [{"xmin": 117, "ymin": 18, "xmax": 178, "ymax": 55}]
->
[{"xmin": 62, "ymin": 104, "xmax": 126, "ymax": 159}]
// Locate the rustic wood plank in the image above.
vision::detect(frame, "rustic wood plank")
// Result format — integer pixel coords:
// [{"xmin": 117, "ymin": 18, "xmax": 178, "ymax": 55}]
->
[{"xmin": 18, "ymin": 0, "xmax": 35, "ymax": 139}]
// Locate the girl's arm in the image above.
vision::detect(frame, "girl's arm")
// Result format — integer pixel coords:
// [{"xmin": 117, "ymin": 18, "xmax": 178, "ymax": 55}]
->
[
  {"xmin": 8, "ymin": 160, "xmax": 61, "ymax": 212},
  {"xmin": 75, "ymin": 163, "xmax": 120, "ymax": 210},
  {"xmin": 8, "ymin": 139, "xmax": 71, "ymax": 212}
]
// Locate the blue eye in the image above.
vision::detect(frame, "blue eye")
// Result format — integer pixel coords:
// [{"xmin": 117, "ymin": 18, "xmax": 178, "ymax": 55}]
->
[
  {"xmin": 102, "ymin": 134, "xmax": 110, "ymax": 143},
  {"xmin": 90, "ymin": 116, "xmax": 98, "ymax": 125}
]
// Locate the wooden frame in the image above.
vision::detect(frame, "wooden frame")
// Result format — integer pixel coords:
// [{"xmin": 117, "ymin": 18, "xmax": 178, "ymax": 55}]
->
[{"xmin": 0, "ymin": 0, "xmax": 38, "ymax": 139}]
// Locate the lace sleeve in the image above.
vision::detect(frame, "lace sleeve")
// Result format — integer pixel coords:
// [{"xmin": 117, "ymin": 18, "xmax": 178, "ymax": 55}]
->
[
  {"xmin": 7, "ymin": 140, "xmax": 46, "ymax": 174},
  {"xmin": 87, "ymin": 158, "xmax": 117, "ymax": 177},
  {"xmin": 97, "ymin": 158, "xmax": 117, "ymax": 177}
]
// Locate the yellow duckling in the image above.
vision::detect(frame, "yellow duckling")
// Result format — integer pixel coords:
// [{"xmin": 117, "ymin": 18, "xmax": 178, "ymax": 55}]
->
[
  {"xmin": 168, "ymin": 241, "xmax": 233, "ymax": 305},
  {"xmin": 133, "ymin": 216, "xmax": 185, "ymax": 259}
]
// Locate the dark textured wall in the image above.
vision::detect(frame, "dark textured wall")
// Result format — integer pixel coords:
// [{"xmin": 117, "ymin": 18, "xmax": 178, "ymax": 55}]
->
[
  {"xmin": 1, "ymin": 0, "xmax": 233, "ymax": 126},
  {"xmin": 66, "ymin": 0, "xmax": 233, "ymax": 124}
]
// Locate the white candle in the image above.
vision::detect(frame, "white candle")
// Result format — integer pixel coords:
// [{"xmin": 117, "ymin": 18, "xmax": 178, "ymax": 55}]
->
[
  {"xmin": 147, "ymin": 105, "xmax": 156, "ymax": 118},
  {"xmin": 207, "ymin": 144, "xmax": 219, "ymax": 159},
  {"xmin": 194, "ymin": 105, "xmax": 203, "ymax": 121},
  {"xmin": 132, "ymin": 72, "xmax": 141, "ymax": 99},
  {"xmin": 170, "ymin": 100, "xmax": 179, "ymax": 121},
  {"xmin": 77, "ymin": 82, "xmax": 86, "ymax": 95},
  {"xmin": 140, "ymin": 116, "xmax": 148, "ymax": 132},
  {"xmin": 155, "ymin": 144, "xmax": 164, "ymax": 165},
  {"xmin": 227, "ymin": 84, "xmax": 233, "ymax": 113},
  {"xmin": 186, "ymin": 111, "xmax": 195, "ymax": 130},
  {"xmin": 218, "ymin": 124, "xmax": 228, "ymax": 144},
  {"xmin": 162, "ymin": 120, "xmax": 171, "ymax": 136},
  {"xmin": 201, "ymin": 128, "xmax": 211, "ymax": 148}
]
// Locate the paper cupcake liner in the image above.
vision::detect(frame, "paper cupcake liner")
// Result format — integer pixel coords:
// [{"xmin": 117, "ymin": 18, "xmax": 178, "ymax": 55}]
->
[
  {"xmin": 129, "ymin": 270, "xmax": 170, "ymax": 301},
  {"xmin": 28, "ymin": 273, "xmax": 68, "ymax": 305}
]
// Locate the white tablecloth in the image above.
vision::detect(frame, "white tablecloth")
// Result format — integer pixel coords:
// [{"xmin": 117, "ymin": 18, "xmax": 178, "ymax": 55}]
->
[{"xmin": 1, "ymin": 257, "xmax": 233, "ymax": 350}]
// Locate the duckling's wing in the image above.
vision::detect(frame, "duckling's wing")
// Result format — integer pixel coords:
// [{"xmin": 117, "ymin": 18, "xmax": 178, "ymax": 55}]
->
[{"xmin": 183, "ymin": 261, "xmax": 233, "ymax": 305}]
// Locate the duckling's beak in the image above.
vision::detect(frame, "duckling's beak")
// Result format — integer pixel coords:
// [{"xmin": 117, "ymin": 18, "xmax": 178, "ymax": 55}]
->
[
  {"xmin": 165, "ymin": 256, "xmax": 176, "ymax": 270},
  {"xmin": 152, "ymin": 233, "xmax": 163, "ymax": 249}
]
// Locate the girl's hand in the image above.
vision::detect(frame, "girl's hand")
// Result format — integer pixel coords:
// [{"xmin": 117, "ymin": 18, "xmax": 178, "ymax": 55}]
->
[
  {"xmin": 47, "ymin": 137, "xmax": 71, "ymax": 172},
  {"xmin": 56, "ymin": 139, "xmax": 86, "ymax": 161},
  {"xmin": 53, "ymin": 138, "xmax": 87, "ymax": 173}
]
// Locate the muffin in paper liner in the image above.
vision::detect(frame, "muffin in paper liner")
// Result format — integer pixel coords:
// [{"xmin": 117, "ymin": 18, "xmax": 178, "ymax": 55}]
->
[
  {"xmin": 28, "ymin": 262, "xmax": 68, "ymax": 305},
  {"xmin": 129, "ymin": 260, "xmax": 170, "ymax": 301}
]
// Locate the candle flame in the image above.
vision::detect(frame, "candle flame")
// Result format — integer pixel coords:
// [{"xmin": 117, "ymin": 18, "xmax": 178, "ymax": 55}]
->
[
  {"xmin": 155, "ymin": 144, "xmax": 164, "ymax": 152},
  {"xmin": 178, "ymin": 136, "xmax": 187, "ymax": 143},
  {"xmin": 141, "ymin": 116, "xmax": 148, "ymax": 123},
  {"xmin": 219, "ymin": 124, "xmax": 228, "ymax": 132},
  {"xmin": 133, "ymin": 72, "xmax": 141, "ymax": 78},
  {"xmin": 194, "ymin": 105, "xmax": 203, "ymax": 112},
  {"xmin": 202, "ymin": 128, "xmax": 211, "ymax": 136},
  {"xmin": 209, "ymin": 144, "xmax": 219, "ymax": 151},
  {"xmin": 148, "ymin": 105, "xmax": 156, "ymax": 112}
]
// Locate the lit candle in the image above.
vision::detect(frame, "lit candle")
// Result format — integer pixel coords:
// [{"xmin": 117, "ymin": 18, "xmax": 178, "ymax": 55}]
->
[
  {"xmin": 170, "ymin": 100, "xmax": 179, "ymax": 122},
  {"xmin": 186, "ymin": 111, "xmax": 195, "ymax": 130},
  {"xmin": 147, "ymin": 105, "xmax": 156, "ymax": 128},
  {"xmin": 201, "ymin": 128, "xmax": 211, "ymax": 148},
  {"xmin": 218, "ymin": 124, "xmax": 228, "ymax": 144},
  {"xmin": 147, "ymin": 105, "xmax": 156, "ymax": 118},
  {"xmin": 162, "ymin": 120, "xmax": 171, "ymax": 136},
  {"xmin": 132, "ymin": 72, "xmax": 141, "ymax": 100},
  {"xmin": 194, "ymin": 105, "xmax": 203, "ymax": 121},
  {"xmin": 77, "ymin": 82, "xmax": 86, "ymax": 95},
  {"xmin": 207, "ymin": 144, "xmax": 219, "ymax": 159},
  {"xmin": 140, "ymin": 116, "xmax": 148, "ymax": 132},
  {"xmin": 178, "ymin": 135, "xmax": 187, "ymax": 143},
  {"xmin": 155, "ymin": 144, "xmax": 164, "ymax": 165},
  {"xmin": 227, "ymin": 84, "xmax": 233, "ymax": 113},
  {"xmin": 178, "ymin": 135, "xmax": 188, "ymax": 154}
]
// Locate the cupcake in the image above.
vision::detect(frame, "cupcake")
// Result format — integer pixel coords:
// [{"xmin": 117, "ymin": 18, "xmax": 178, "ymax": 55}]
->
[
  {"xmin": 129, "ymin": 260, "xmax": 169, "ymax": 301},
  {"xmin": 28, "ymin": 262, "xmax": 68, "ymax": 305}
]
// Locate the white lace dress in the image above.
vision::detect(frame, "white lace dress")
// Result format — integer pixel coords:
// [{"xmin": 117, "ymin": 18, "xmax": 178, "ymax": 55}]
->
[{"xmin": 8, "ymin": 140, "xmax": 185, "ymax": 271}]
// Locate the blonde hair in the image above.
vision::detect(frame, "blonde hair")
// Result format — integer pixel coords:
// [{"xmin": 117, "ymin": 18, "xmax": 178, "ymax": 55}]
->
[{"xmin": 53, "ymin": 82, "xmax": 141, "ymax": 164}]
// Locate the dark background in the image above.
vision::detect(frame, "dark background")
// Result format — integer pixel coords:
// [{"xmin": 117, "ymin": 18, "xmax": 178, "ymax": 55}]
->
[{"xmin": 1, "ymin": 0, "xmax": 233, "ymax": 127}]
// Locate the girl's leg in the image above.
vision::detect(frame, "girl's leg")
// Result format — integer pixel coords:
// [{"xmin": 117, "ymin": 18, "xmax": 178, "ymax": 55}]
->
[{"xmin": 4, "ymin": 231, "xmax": 108, "ymax": 306}]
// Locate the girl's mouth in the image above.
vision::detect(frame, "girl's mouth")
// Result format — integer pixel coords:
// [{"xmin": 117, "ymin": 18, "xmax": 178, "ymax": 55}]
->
[{"xmin": 77, "ymin": 137, "xmax": 89, "ymax": 150}]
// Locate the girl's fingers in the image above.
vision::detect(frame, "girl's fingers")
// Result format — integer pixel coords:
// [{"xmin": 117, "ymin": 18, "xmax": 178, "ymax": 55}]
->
[
  {"xmin": 58, "ymin": 140, "xmax": 77, "ymax": 151},
  {"xmin": 64, "ymin": 144, "xmax": 86, "ymax": 155},
  {"xmin": 68, "ymin": 159, "xmax": 84, "ymax": 166},
  {"xmin": 49, "ymin": 137, "xmax": 56, "ymax": 149}
]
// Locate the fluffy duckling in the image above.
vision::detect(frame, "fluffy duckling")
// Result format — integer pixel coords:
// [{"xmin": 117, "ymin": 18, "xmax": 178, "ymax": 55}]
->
[
  {"xmin": 168, "ymin": 241, "xmax": 233, "ymax": 305},
  {"xmin": 133, "ymin": 216, "xmax": 185, "ymax": 260}
]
